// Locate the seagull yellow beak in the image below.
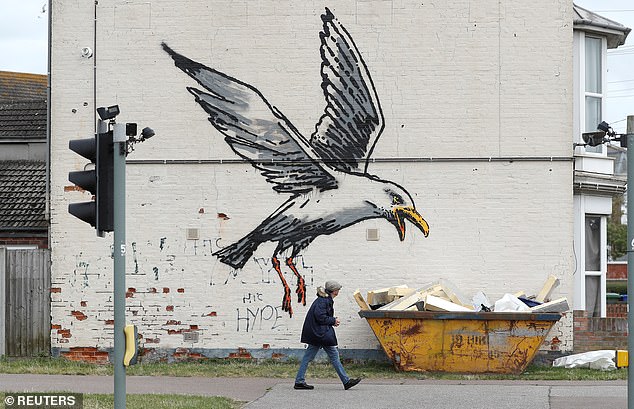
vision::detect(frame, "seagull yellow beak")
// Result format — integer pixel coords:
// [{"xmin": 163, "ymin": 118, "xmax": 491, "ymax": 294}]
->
[{"xmin": 393, "ymin": 206, "xmax": 430, "ymax": 241}]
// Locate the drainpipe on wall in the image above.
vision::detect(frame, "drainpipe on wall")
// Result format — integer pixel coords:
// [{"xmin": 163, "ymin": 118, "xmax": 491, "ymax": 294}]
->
[
  {"xmin": 93, "ymin": 1, "xmax": 98, "ymax": 133},
  {"xmin": 46, "ymin": 0, "xmax": 52, "ymax": 248}
]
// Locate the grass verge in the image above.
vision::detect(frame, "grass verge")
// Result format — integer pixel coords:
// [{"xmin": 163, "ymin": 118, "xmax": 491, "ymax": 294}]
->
[
  {"xmin": 0, "ymin": 392, "xmax": 241, "ymax": 409},
  {"xmin": 0, "ymin": 357, "xmax": 627, "ymax": 380}
]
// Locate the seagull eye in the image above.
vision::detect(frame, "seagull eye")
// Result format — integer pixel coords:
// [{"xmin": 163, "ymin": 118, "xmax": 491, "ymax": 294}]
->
[{"xmin": 392, "ymin": 195, "xmax": 403, "ymax": 205}]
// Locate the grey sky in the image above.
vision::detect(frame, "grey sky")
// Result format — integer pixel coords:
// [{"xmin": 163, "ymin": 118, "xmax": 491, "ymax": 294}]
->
[
  {"xmin": 0, "ymin": 1, "xmax": 631, "ymax": 130},
  {"xmin": 0, "ymin": 0, "xmax": 48, "ymax": 74}
]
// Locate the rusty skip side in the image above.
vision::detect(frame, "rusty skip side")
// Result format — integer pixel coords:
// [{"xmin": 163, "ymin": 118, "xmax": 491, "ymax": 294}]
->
[{"xmin": 359, "ymin": 310, "xmax": 562, "ymax": 374}]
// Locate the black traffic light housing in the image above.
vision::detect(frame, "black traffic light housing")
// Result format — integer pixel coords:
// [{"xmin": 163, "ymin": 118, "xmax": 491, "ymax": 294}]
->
[{"xmin": 68, "ymin": 130, "xmax": 114, "ymax": 236}]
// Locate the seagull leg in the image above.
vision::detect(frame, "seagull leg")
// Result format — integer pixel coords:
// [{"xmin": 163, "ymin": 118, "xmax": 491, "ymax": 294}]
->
[
  {"xmin": 286, "ymin": 257, "xmax": 306, "ymax": 305},
  {"xmin": 272, "ymin": 256, "xmax": 293, "ymax": 317}
]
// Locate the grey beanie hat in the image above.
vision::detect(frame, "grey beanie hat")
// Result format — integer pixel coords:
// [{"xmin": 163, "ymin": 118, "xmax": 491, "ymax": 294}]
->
[{"xmin": 325, "ymin": 280, "xmax": 342, "ymax": 293}]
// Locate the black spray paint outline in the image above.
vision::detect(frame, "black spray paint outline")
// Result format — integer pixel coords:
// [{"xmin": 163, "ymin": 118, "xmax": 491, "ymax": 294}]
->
[{"xmin": 163, "ymin": 8, "xmax": 430, "ymax": 317}]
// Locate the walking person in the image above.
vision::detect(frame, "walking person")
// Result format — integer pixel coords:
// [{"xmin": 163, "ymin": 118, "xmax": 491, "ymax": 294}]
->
[{"xmin": 294, "ymin": 280, "xmax": 361, "ymax": 390}]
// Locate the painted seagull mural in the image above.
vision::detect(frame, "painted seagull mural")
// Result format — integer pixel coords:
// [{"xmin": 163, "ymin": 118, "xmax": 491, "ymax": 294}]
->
[{"xmin": 162, "ymin": 8, "xmax": 430, "ymax": 317}]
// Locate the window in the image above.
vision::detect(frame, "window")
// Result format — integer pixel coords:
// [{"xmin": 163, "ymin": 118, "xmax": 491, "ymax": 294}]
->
[
  {"xmin": 584, "ymin": 36, "xmax": 603, "ymax": 153},
  {"xmin": 584, "ymin": 215, "xmax": 601, "ymax": 271},
  {"xmin": 584, "ymin": 215, "xmax": 603, "ymax": 317}
]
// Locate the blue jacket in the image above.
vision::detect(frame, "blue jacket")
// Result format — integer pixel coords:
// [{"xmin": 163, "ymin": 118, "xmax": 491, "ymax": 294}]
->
[{"xmin": 300, "ymin": 289, "xmax": 338, "ymax": 346}]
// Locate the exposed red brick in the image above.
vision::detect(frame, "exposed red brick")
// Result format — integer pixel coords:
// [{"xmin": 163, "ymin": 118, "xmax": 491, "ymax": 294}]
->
[
  {"xmin": 167, "ymin": 329, "xmax": 182, "ymax": 335},
  {"xmin": 50, "ymin": 287, "xmax": 62, "ymax": 293},
  {"xmin": 61, "ymin": 347, "xmax": 109, "ymax": 364},
  {"xmin": 206, "ymin": 311, "xmax": 217, "ymax": 317},
  {"xmin": 149, "ymin": 288, "xmax": 157, "ymax": 293},
  {"xmin": 607, "ymin": 263, "xmax": 627, "ymax": 280},
  {"xmin": 262, "ymin": 344, "xmax": 270, "ymax": 349},
  {"xmin": 271, "ymin": 353, "xmax": 285, "ymax": 359},
  {"xmin": 71, "ymin": 311, "xmax": 88, "ymax": 321},
  {"xmin": 166, "ymin": 320, "xmax": 181, "ymax": 325},
  {"xmin": 0, "ymin": 236, "xmax": 48, "ymax": 249},
  {"xmin": 80, "ymin": 301, "xmax": 87, "ymax": 307},
  {"xmin": 190, "ymin": 325, "xmax": 199, "ymax": 330},
  {"xmin": 177, "ymin": 288, "xmax": 185, "ymax": 293},
  {"xmin": 548, "ymin": 336, "xmax": 561, "ymax": 351},
  {"xmin": 126, "ymin": 291, "xmax": 134, "ymax": 298},
  {"xmin": 228, "ymin": 347, "xmax": 252, "ymax": 359},
  {"xmin": 172, "ymin": 347, "xmax": 206, "ymax": 361},
  {"xmin": 57, "ymin": 329, "xmax": 71, "ymax": 338},
  {"xmin": 105, "ymin": 320, "xmax": 114, "ymax": 325},
  {"xmin": 199, "ymin": 208, "xmax": 205, "ymax": 214},
  {"xmin": 573, "ymin": 309, "xmax": 628, "ymax": 352},
  {"xmin": 163, "ymin": 287, "xmax": 170, "ymax": 293},
  {"xmin": 166, "ymin": 305, "xmax": 174, "ymax": 312},
  {"xmin": 607, "ymin": 303, "xmax": 627, "ymax": 318},
  {"xmin": 51, "ymin": 324, "xmax": 61, "ymax": 330}
]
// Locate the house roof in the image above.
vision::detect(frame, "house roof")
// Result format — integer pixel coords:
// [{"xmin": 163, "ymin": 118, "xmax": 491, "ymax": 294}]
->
[
  {"xmin": 0, "ymin": 71, "xmax": 47, "ymax": 103},
  {"xmin": 573, "ymin": 4, "xmax": 631, "ymax": 48},
  {"xmin": 0, "ymin": 100, "xmax": 47, "ymax": 142},
  {"xmin": 0, "ymin": 161, "xmax": 47, "ymax": 230}
]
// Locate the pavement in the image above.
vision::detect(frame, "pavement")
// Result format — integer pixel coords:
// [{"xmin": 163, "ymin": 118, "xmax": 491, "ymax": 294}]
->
[{"xmin": 0, "ymin": 374, "xmax": 627, "ymax": 408}]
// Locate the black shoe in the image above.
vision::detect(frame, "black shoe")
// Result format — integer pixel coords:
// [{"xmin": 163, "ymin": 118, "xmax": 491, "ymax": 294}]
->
[
  {"xmin": 344, "ymin": 378, "xmax": 361, "ymax": 390},
  {"xmin": 294, "ymin": 382, "xmax": 314, "ymax": 390}
]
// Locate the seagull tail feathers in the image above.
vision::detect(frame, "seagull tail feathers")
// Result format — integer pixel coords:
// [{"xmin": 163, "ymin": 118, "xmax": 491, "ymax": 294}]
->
[{"xmin": 213, "ymin": 234, "xmax": 260, "ymax": 269}]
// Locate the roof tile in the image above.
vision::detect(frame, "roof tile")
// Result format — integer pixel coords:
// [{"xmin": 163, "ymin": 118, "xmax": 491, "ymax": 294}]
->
[{"xmin": 0, "ymin": 161, "xmax": 47, "ymax": 229}]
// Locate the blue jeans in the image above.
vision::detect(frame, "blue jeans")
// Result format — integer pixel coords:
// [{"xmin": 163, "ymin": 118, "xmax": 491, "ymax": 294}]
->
[{"xmin": 295, "ymin": 344, "xmax": 350, "ymax": 385}]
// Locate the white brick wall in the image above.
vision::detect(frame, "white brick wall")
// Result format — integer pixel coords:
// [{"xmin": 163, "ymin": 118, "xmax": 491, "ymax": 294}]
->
[{"xmin": 51, "ymin": 0, "xmax": 574, "ymax": 354}]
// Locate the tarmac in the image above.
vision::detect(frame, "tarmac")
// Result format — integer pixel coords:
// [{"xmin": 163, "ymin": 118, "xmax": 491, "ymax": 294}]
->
[{"xmin": 0, "ymin": 374, "xmax": 627, "ymax": 409}]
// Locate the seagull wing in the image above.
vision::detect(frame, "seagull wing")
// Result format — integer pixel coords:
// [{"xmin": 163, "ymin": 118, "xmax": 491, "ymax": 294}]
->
[
  {"xmin": 309, "ymin": 8, "xmax": 385, "ymax": 175},
  {"xmin": 163, "ymin": 43, "xmax": 338, "ymax": 194}
]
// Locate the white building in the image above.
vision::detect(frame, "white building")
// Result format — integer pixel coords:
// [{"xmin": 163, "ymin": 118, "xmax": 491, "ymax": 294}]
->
[
  {"xmin": 47, "ymin": 1, "xmax": 628, "ymax": 360},
  {"xmin": 572, "ymin": 4, "xmax": 629, "ymax": 317}
]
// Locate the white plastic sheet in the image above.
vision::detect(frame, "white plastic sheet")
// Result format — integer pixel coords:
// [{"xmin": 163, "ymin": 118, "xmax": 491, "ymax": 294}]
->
[
  {"xmin": 493, "ymin": 293, "xmax": 531, "ymax": 312},
  {"xmin": 552, "ymin": 350, "xmax": 616, "ymax": 371},
  {"xmin": 471, "ymin": 291, "xmax": 492, "ymax": 311}
]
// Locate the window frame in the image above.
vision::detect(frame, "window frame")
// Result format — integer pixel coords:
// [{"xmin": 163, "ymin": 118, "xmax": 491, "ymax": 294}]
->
[
  {"xmin": 580, "ymin": 33, "xmax": 608, "ymax": 155},
  {"xmin": 583, "ymin": 213, "xmax": 607, "ymax": 317}
]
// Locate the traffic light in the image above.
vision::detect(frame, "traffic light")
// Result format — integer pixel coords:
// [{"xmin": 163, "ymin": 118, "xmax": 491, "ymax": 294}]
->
[{"xmin": 68, "ymin": 130, "xmax": 114, "ymax": 236}]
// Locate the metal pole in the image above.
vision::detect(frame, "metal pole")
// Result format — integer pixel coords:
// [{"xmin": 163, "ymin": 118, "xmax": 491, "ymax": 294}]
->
[
  {"xmin": 626, "ymin": 115, "xmax": 634, "ymax": 409},
  {"xmin": 112, "ymin": 123, "xmax": 127, "ymax": 409}
]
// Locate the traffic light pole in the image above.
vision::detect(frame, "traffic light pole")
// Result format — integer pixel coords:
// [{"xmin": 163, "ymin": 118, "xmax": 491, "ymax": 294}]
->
[{"xmin": 112, "ymin": 122, "xmax": 127, "ymax": 409}]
